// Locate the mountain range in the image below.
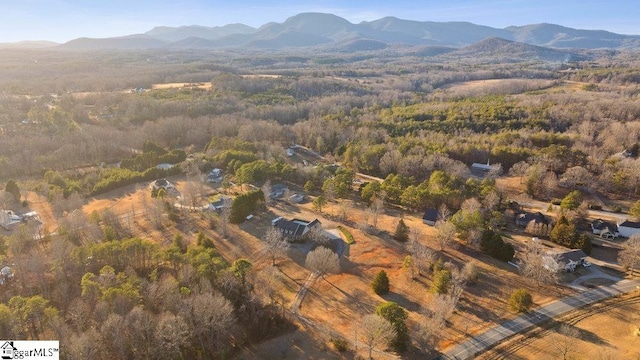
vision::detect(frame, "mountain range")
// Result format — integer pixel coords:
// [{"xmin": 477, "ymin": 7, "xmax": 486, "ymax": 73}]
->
[{"xmin": 8, "ymin": 13, "xmax": 640, "ymax": 53}]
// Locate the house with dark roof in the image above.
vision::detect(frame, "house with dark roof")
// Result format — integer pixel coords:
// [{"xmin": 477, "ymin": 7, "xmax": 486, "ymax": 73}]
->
[
  {"xmin": 151, "ymin": 178, "xmax": 175, "ymax": 191},
  {"xmin": 618, "ymin": 220, "xmax": 640, "ymax": 238},
  {"xmin": 515, "ymin": 212, "xmax": 548, "ymax": 227},
  {"xmin": 270, "ymin": 184, "xmax": 288, "ymax": 199},
  {"xmin": 209, "ymin": 196, "xmax": 232, "ymax": 212},
  {"xmin": 271, "ymin": 217, "xmax": 321, "ymax": 241},
  {"xmin": 591, "ymin": 219, "xmax": 619, "ymax": 237},
  {"xmin": 422, "ymin": 208, "xmax": 439, "ymax": 226},
  {"xmin": 544, "ymin": 249, "xmax": 587, "ymax": 272}
]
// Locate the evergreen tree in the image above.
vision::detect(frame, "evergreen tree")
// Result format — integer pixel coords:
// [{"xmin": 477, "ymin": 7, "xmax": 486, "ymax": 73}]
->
[
  {"xmin": 371, "ymin": 270, "xmax": 390, "ymax": 295},
  {"xmin": 5, "ymin": 180, "xmax": 20, "ymax": 202},
  {"xmin": 375, "ymin": 302, "xmax": 409, "ymax": 352},
  {"xmin": 431, "ymin": 269, "xmax": 451, "ymax": 294},
  {"xmin": 393, "ymin": 219, "xmax": 410, "ymax": 242}
]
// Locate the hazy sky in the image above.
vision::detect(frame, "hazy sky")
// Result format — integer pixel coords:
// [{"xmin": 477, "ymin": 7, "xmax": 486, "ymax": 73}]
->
[{"xmin": 1, "ymin": 0, "xmax": 638, "ymax": 43}]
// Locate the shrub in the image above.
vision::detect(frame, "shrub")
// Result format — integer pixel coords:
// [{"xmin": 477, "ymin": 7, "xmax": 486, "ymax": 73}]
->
[
  {"xmin": 509, "ymin": 288, "xmax": 533, "ymax": 313},
  {"xmin": 371, "ymin": 270, "xmax": 390, "ymax": 295},
  {"xmin": 611, "ymin": 206, "xmax": 622, "ymax": 213},
  {"xmin": 330, "ymin": 337, "xmax": 348, "ymax": 352}
]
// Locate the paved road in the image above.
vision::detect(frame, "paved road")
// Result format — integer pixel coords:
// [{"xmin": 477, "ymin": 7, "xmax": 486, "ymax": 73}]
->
[{"xmin": 440, "ymin": 279, "xmax": 640, "ymax": 360}]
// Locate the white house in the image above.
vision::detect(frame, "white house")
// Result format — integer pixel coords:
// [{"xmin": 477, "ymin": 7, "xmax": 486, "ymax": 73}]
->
[
  {"xmin": 470, "ymin": 160, "xmax": 501, "ymax": 177},
  {"xmin": 0, "ymin": 210, "xmax": 22, "ymax": 230},
  {"xmin": 618, "ymin": 220, "xmax": 640, "ymax": 238},
  {"xmin": 544, "ymin": 249, "xmax": 587, "ymax": 272}
]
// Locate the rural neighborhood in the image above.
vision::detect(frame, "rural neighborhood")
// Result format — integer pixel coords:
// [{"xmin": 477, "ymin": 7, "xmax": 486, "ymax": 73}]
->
[{"xmin": 1, "ymin": 9, "xmax": 640, "ymax": 360}]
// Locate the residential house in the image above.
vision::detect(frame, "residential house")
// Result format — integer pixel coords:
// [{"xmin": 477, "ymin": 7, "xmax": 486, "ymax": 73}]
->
[
  {"xmin": 0, "ymin": 266, "xmax": 14, "ymax": 285},
  {"xmin": 289, "ymin": 193, "xmax": 304, "ymax": 203},
  {"xmin": 270, "ymin": 184, "xmax": 288, "ymax": 199},
  {"xmin": 151, "ymin": 178, "xmax": 175, "ymax": 191},
  {"xmin": 285, "ymin": 147, "xmax": 295, "ymax": 157},
  {"xmin": 156, "ymin": 163, "xmax": 176, "ymax": 170},
  {"xmin": 209, "ymin": 196, "xmax": 232, "ymax": 212},
  {"xmin": 618, "ymin": 220, "xmax": 640, "ymax": 238},
  {"xmin": 515, "ymin": 212, "xmax": 548, "ymax": 228},
  {"xmin": 207, "ymin": 168, "xmax": 223, "ymax": 183},
  {"xmin": 422, "ymin": 208, "xmax": 439, "ymax": 226},
  {"xmin": 271, "ymin": 217, "xmax": 321, "ymax": 241},
  {"xmin": 591, "ymin": 219, "xmax": 619, "ymax": 237},
  {"xmin": 470, "ymin": 160, "xmax": 501, "ymax": 177},
  {"xmin": 544, "ymin": 249, "xmax": 587, "ymax": 272},
  {"xmin": 0, "ymin": 210, "xmax": 21, "ymax": 230}
]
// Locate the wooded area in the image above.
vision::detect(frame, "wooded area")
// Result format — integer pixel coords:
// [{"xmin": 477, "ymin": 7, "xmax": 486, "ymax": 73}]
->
[{"xmin": 1, "ymin": 46, "xmax": 639, "ymax": 359}]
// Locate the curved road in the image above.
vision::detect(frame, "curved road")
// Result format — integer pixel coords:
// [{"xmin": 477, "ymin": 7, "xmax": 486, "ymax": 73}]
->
[{"xmin": 440, "ymin": 278, "xmax": 640, "ymax": 360}]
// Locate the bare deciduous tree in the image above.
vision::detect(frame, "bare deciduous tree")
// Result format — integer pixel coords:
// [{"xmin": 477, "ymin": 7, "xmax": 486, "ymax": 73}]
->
[
  {"xmin": 358, "ymin": 314, "xmax": 396, "ymax": 360},
  {"xmin": 261, "ymin": 180, "xmax": 272, "ymax": 206},
  {"xmin": 434, "ymin": 220, "xmax": 457, "ymax": 252},
  {"xmin": 520, "ymin": 241, "xmax": 560, "ymax": 285},
  {"xmin": 181, "ymin": 292, "xmax": 235, "ymax": 356},
  {"xmin": 263, "ymin": 227, "xmax": 289, "ymax": 266},
  {"xmin": 305, "ymin": 246, "xmax": 340, "ymax": 278},
  {"xmin": 510, "ymin": 161, "xmax": 530, "ymax": 184},
  {"xmin": 367, "ymin": 196, "xmax": 384, "ymax": 230},
  {"xmin": 410, "ymin": 239, "xmax": 435, "ymax": 276},
  {"xmin": 619, "ymin": 234, "xmax": 640, "ymax": 274},
  {"xmin": 218, "ymin": 197, "xmax": 232, "ymax": 238},
  {"xmin": 153, "ymin": 312, "xmax": 192, "ymax": 360},
  {"xmin": 551, "ymin": 324, "xmax": 581, "ymax": 360}
]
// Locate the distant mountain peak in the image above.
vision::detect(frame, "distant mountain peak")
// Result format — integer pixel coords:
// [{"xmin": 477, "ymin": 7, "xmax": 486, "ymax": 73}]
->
[{"xmin": 57, "ymin": 12, "xmax": 640, "ymax": 51}]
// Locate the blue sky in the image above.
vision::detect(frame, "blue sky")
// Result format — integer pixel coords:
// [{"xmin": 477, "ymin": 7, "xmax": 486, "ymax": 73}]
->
[{"xmin": 1, "ymin": 0, "xmax": 638, "ymax": 43}]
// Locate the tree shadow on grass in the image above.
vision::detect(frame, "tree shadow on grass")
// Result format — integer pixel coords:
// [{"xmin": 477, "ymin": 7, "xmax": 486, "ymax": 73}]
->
[{"xmin": 380, "ymin": 291, "xmax": 422, "ymax": 313}]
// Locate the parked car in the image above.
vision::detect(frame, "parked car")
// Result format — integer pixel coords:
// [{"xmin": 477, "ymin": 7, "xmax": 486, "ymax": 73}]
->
[{"xmin": 583, "ymin": 261, "xmax": 592, "ymax": 267}]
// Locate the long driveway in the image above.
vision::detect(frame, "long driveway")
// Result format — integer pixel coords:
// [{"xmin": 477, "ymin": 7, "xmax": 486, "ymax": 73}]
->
[{"xmin": 440, "ymin": 278, "xmax": 640, "ymax": 360}]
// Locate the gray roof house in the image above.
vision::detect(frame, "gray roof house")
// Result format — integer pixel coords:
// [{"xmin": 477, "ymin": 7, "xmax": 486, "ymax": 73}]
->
[
  {"xmin": 422, "ymin": 208, "xmax": 439, "ymax": 226},
  {"xmin": 515, "ymin": 212, "xmax": 548, "ymax": 227},
  {"xmin": 544, "ymin": 249, "xmax": 587, "ymax": 272},
  {"xmin": 271, "ymin": 217, "xmax": 321, "ymax": 241},
  {"xmin": 618, "ymin": 220, "xmax": 640, "ymax": 238},
  {"xmin": 591, "ymin": 219, "xmax": 618, "ymax": 237},
  {"xmin": 270, "ymin": 184, "xmax": 288, "ymax": 199}
]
